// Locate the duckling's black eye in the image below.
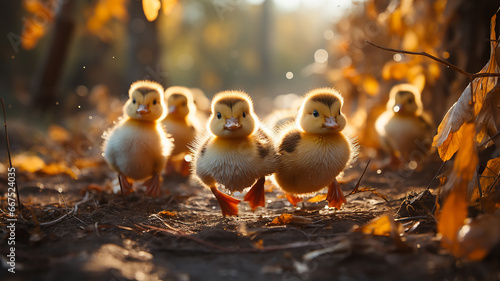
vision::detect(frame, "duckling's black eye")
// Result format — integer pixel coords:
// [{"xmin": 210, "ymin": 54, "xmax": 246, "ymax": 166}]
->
[
  {"xmin": 153, "ymin": 99, "xmax": 157, "ymax": 105},
  {"xmin": 313, "ymin": 110, "xmax": 319, "ymax": 117},
  {"xmin": 242, "ymin": 112, "xmax": 246, "ymax": 118},
  {"xmin": 408, "ymin": 99, "xmax": 414, "ymax": 104},
  {"xmin": 217, "ymin": 112, "xmax": 222, "ymax": 119},
  {"xmin": 133, "ymin": 98, "xmax": 136, "ymax": 104}
]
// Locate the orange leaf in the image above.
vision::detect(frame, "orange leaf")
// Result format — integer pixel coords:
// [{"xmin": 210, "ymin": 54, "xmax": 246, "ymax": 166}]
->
[
  {"xmin": 142, "ymin": 0, "xmax": 161, "ymax": 22},
  {"xmin": 270, "ymin": 214, "xmax": 293, "ymax": 225},
  {"xmin": 269, "ymin": 214, "xmax": 312, "ymax": 226},
  {"xmin": 437, "ymin": 182, "xmax": 468, "ymax": 252},
  {"xmin": 453, "ymin": 123, "xmax": 478, "ymax": 179},
  {"xmin": 437, "ymin": 123, "xmax": 477, "ymax": 254},
  {"xmin": 355, "ymin": 213, "xmax": 403, "ymax": 237},
  {"xmin": 158, "ymin": 210, "xmax": 176, "ymax": 217},
  {"xmin": 39, "ymin": 162, "xmax": 78, "ymax": 179},
  {"xmin": 12, "ymin": 154, "xmax": 45, "ymax": 173},
  {"xmin": 307, "ymin": 194, "xmax": 326, "ymax": 203}
]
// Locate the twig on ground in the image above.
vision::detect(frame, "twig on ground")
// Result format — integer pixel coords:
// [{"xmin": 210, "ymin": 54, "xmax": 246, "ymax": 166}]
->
[{"xmin": 39, "ymin": 192, "xmax": 92, "ymax": 226}]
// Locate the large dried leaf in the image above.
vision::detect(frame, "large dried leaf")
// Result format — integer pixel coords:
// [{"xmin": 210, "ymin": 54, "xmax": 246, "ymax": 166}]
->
[
  {"xmin": 437, "ymin": 123, "xmax": 478, "ymax": 253},
  {"xmin": 437, "ymin": 181, "xmax": 468, "ymax": 253},
  {"xmin": 433, "ymin": 13, "xmax": 499, "ymax": 161}
]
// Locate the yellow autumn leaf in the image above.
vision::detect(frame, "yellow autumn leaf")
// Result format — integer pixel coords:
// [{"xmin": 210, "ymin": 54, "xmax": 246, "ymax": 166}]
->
[
  {"xmin": 307, "ymin": 194, "xmax": 327, "ymax": 203},
  {"xmin": 12, "ymin": 154, "xmax": 45, "ymax": 173},
  {"xmin": 39, "ymin": 162, "xmax": 78, "ymax": 179},
  {"xmin": 142, "ymin": 0, "xmax": 161, "ymax": 22},
  {"xmin": 355, "ymin": 213, "xmax": 403, "ymax": 237}
]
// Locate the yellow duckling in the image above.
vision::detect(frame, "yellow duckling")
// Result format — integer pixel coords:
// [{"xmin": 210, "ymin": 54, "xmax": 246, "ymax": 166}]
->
[
  {"xmin": 192, "ymin": 90, "xmax": 276, "ymax": 216},
  {"xmin": 375, "ymin": 84, "xmax": 433, "ymax": 167},
  {"xmin": 163, "ymin": 86, "xmax": 200, "ymax": 176},
  {"xmin": 274, "ymin": 88, "xmax": 356, "ymax": 209},
  {"xmin": 103, "ymin": 80, "xmax": 173, "ymax": 197}
]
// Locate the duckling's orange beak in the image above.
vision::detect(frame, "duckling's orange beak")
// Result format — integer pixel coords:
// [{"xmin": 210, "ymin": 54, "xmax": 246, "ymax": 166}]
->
[
  {"xmin": 224, "ymin": 117, "xmax": 241, "ymax": 130},
  {"xmin": 137, "ymin": 104, "xmax": 150, "ymax": 115},
  {"xmin": 393, "ymin": 104, "xmax": 402, "ymax": 113},
  {"xmin": 323, "ymin": 116, "xmax": 339, "ymax": 129}
]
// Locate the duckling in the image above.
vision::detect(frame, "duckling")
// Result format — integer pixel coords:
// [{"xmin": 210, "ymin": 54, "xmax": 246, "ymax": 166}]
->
[
  {"xmin": 103, "ymin": 80, "xmax": 173, "ymax": 197},
  {"xmin": 163, "ymin": 86, "xmax": 200, "ymax": 176},
  {"xmin": 192, "ymin": 90, "xmax": 276, "ymax": 216},
  {"xmin": 274, "ymin": 88, "xmax": 356, "ymax": 209},
  {"xmin": 375, "ymin": 84, "xmax": 433, "ymax": 168}
]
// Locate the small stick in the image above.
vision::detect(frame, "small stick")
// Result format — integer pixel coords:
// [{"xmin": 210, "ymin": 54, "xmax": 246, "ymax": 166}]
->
[
  {"xmin": 0, "ymin": 98, "xmax": 21, "ymax": 210},
  {"xmin": 348, "ymin": 160, "xmax": 370, "ymax": 195}
]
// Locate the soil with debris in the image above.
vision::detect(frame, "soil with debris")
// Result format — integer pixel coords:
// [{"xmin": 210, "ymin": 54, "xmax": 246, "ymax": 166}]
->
[{"xmin": 1, "ymin": 158, "xmax": 500, "ymax": 281}]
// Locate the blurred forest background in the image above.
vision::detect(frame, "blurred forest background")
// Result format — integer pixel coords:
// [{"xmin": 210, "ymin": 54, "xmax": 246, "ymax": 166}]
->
[{"xmin": 1, "ymin": 0, "xmax": 499, "ymax": 149}]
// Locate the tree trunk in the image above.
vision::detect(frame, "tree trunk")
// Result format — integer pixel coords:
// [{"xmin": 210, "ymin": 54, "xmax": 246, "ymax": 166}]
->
[{"xmin": 31, "ymin": 0, "xmax": 75, "ymax": 113}]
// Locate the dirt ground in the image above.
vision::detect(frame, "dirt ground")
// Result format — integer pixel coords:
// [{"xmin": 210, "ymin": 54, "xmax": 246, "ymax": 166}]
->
[{"xmin": 1, "ymin": 156, "xmax": 500, "ymax": 281}]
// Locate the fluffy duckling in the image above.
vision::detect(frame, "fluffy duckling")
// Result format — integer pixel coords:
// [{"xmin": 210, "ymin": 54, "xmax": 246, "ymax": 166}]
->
[
  {"xmin": 375, "ymin": 84, "xmax": 433, "ymax": 167},
  {"xmin": 192, "ymin": 91, "xmax": 276, "ymax": 216},
  {"xmin": 274, "ymin": 88, "xmax": 356, "ymax": 209},
  {"xmin": 163, "ymin": 86, "xmax": 200, "ymax": 176},
  {"xmin": 103, "ymin": 81, "xmax": 173, "ymax": 197}
]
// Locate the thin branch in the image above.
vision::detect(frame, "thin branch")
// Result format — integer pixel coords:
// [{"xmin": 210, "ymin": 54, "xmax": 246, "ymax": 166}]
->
[
  {"xmin": 348, "ymin": 160, "xmax": 370, "ymax": 195},
  {"xmin": 0, "ymin": 98, "xmax": 21, "ymax": 210},
  {"xmin": 366, "ymin": 41, "xmax": 472, "ymax": 78},
  {"xmin": 426, "ymin": 161, "xmax": 446, "ymax": 191},
  {"xmin": 39, "ymin": 193, "xmax": 92, "ymax": 226}
]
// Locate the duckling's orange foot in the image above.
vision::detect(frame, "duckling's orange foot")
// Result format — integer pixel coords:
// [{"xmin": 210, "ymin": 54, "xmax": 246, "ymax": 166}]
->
[
  {"xmin": 180, "ymin": 159, "xmax": 191, "ymax": 178},
  {"xmin": 118, "ymin": 174, "xmax": 134, "ymax": 196},
  {"xmin": 285, "ymin": 194, "xmax": 303, "ymax": 207},
  {"xmin": 244, "ymin": 177, "xmax": 266, "ymax": 210},
  {"xmin": 326, "ymin": 180, "xmax": 346, "ymax": 209},
  {"xmin": 211, "ymin": 186, "xmax": 240, "ymax": 217},
  {"xmin": 144, "ymin": 173, "xmax": 162, "ymax": 197}
]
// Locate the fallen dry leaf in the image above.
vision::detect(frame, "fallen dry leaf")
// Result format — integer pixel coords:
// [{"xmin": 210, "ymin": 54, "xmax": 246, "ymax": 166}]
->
[
  {"xmin": 307, "ymin": 194, "xmax": 326, "ymax": 203},
  {"xmin": 12, "ymin": 154, "xmax": 45, "ymax": 173},
  {"xmin": 433, "ymin": 13, "xmax": 499, "ymax": 161},
  {"xmin": 269, "ymin": 214, "xmax": 313, "ymax": 227},
  {"xmin": 354, "ymin": 213, "xmax": 403, "ymax": 237}
]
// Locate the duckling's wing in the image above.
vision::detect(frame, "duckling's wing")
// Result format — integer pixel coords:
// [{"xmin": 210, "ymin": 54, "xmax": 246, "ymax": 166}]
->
[
  {"xmin": 278, "ymin": 129, "xmax": 301, "ymax": 154},
  {"xmin": 254, "ymin": 127, "xmax": 275, "ymax": 159}
]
